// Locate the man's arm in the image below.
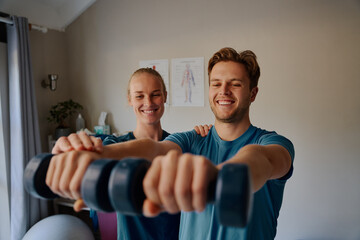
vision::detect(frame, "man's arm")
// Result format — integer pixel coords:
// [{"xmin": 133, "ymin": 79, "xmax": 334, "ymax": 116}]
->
[
  {"xmin": 221, "ymin": 144, "xmax": 292, "ymax": 192},
  {"xmin": 141, "ymin": 144, "xmax": 292, "ymax": 217}
]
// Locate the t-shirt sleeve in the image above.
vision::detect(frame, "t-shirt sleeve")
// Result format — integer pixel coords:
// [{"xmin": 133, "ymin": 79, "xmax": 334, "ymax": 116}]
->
[
  {"xmin": 164, "ymin": 130, "xmax": 197, "ymax": 153},
  {"xmin": 103, "ymin": 135, "xmax": 122, "ymax": 146},
  {"xmin": 258, "ymin": 132, "xmax": 295, "ymax": 180}
]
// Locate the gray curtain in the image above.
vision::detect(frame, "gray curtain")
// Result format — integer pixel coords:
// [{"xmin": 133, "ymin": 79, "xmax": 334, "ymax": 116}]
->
[{"xmin": 6, "ymin": 16, "xmax": 47, "ymax": 240}]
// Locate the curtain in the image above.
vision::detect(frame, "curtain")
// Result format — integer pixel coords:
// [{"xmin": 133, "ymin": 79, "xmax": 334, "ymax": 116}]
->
[{"xmin": 6, "ymin": 16, "xmax": 47, "ymax": 240}]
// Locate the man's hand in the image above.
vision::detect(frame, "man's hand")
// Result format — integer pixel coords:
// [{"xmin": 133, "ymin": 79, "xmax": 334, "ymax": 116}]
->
[
  {"xmin": 142, "ymin": 150, "xmax": 218, "ymax": 217},
  {"xmin": 45, "ymin": 150, "xmax": 101, "ymax": 211},
  {"xmin": 52, "ymin": 131, "xmax": 103, "ymax": 154},
  {"xmin": 194, "ymin": 124, "xmax": 213, "ymax": 137}
]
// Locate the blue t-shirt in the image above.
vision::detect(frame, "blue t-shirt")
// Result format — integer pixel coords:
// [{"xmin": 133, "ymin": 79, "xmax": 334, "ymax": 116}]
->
[
  {"xmin": 165, "ymin": 125, "xmax": 295, "ymax": 240},
  {"xmin": 103, "ymin": 131, "xmax": 181, "ymax": 240}
]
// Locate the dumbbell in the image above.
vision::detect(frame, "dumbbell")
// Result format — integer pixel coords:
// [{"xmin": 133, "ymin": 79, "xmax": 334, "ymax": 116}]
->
[
  {"xmin": 107, "ymin": 158, "xmax": 253, "ymax": 228},
  {"xmin": 23, "ymin": 153, "xmax": 127, "ymax": 212},
  {"xmin": 24, "ymin": 153, "xmax": 154, "ymax": 213},
  {"xmin": 24, "ymin": 153, "xmax": 252, "ymax": 228}
]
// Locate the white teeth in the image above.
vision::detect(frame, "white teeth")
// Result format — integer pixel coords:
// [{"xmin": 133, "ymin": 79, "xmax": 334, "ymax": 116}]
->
[
  {"xmin": 218, "ymin": 100, "xmax": 232, "ymax": 105},
  {"xmin": 143, "ymin": 110, "xmax": 155, "ymax": 113}
]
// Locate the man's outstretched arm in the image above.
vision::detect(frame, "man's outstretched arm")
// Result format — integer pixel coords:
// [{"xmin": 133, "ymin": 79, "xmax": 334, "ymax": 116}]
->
[{"xmin": 222, "ymin": 144, "xmax": 292, "ymax": 192}]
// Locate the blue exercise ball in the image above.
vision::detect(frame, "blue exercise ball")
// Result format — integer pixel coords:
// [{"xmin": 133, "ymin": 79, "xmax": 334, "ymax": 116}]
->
[{"xmin": 22, "ymin": 214, "xmax": 95, "ymax": 240}]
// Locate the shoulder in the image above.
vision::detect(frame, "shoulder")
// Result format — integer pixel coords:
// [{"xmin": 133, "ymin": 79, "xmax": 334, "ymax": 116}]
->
[
  {"xmin": 103, "ymin": 132, "xmax": 134, "ymax": 145},
  {"xmin": 165, "ymin": 130, "xmax": 198, "ymax": 143},
  {"xmin": 251, "ymin": 126, "xmax": 294, "ymax": 160},
  {"xmin": 165, "ymin": 129, "xmax": 211, "ymax": 153}
]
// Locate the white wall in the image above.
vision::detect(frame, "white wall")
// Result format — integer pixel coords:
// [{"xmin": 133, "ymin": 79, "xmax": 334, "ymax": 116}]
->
[{"xmin": 33, "ymin": 0, "xmax": 360, "ymax": 239}]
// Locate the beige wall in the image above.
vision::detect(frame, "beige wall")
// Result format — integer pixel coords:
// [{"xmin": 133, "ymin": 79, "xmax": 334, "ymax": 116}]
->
[
  {"xmin": 30, "ymin": 29, "xmax": 71, "ymax": 151},
  {"xmin": 31, "ymin": 0, "xmax": 360, "ymax": 239}
]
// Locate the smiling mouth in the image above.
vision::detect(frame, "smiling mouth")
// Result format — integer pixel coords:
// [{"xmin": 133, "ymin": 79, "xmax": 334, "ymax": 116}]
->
[
  {"xmin": 217, "ymin": 100, "xmax": 235, "ymax": 105},
  {"xmin": 142, "ymin": 109, "xmax": 158, "ymax": 114}
]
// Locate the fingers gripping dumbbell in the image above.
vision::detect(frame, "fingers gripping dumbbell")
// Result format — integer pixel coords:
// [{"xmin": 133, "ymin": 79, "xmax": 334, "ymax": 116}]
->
[{"xmin": 24, "ymin": 154, "xmax": 253, "ymax": 228}]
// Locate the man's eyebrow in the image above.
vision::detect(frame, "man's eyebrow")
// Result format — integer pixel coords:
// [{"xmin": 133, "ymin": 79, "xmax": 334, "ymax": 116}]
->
[
  {"xmin": 231, "ymin": 78, "xmax": 245, "ymax": 82},
  {"xmin": 209, "ymin": 78, "xmax": 221, "ymax": 82},
  {"xmin": 209, "ymin": 78, "xmax": 244, "ymax": 82}
]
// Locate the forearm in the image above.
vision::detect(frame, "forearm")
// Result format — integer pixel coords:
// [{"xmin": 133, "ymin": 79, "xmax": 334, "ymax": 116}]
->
[
  {"xmin": 220, "ymin": 144, "xmax": 291, "ymax": 192},
  {"xmin": 100, "ymin": 139, "xmax": 177, "ymax": 162}
]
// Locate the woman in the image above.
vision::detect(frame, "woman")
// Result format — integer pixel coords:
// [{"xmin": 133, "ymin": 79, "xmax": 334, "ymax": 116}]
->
[{"xmin": 52, "ymin": 67, "xmax": 211, "ymax": 240}]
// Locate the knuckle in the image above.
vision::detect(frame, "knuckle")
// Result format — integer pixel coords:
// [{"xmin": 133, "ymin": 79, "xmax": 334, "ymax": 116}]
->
[
  {"xmin": 176, "ymin": 186, "xmax": 190, "ymax": 200},
  {"xmin": 192, "ymin": 183, "xmax": 206, "ymax": 197},
  {"xmin": 143, "ymin": 175, "xmax": 156, "ymax": 191},
  {"xmin": 197, "ymin": 156, "xmax": 210, "ymax": 167},
  {"xmin": 69, "ymin": 182, "xmax": 80, "ymax": 195},
  {"xmin": 78, "ymin": 131, "xmax": 88, "ymax": 136},
  {"xmin": 159, "ymin": 185, "xmax": 174, "ymax": 199},
  {"xmin": 58, "ymin": 180, "xmax": 69, "ymax": 193},
  {"xmin": 68, "ymin": 133, "xmax": 78, "ymax": 139},
  {"xmin": 57, "ymin": 136, "xmax": 68, "ymax": 143}
]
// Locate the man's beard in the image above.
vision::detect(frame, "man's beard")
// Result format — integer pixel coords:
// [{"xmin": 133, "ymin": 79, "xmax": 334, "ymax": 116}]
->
[{"xmin": 210, "ymin": 104, "xmax": 249, "ymax": 123}]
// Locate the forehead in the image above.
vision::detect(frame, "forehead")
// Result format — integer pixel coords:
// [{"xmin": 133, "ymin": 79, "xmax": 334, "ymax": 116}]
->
[
  {"xmin": 130, "ymin": 73, "xmax": 162, "ymax": 91},
  {"xmin": 210, "ymin": 61, "xmax": 249, "ymax": 81}
]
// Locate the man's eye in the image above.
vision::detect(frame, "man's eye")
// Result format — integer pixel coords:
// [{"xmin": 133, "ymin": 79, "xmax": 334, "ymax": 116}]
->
[{"xmin": 135, "ymin": 95, "xmax": 143, "ymax": 99}]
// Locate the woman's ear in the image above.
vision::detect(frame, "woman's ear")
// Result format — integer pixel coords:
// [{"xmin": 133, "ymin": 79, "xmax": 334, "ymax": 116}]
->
[
  {"xmin": 128, "ymin": 95, "xmax": 133, "ymax": 106},
  {"xmin": 164, "ymin": 91, "xmax": 168, "ymax": 103}
]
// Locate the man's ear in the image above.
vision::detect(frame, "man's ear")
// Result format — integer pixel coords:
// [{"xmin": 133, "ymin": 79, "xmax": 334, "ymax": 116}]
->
[{"xmin": 250, "ymin": 87, "xmax": 259, "ymax": 102}]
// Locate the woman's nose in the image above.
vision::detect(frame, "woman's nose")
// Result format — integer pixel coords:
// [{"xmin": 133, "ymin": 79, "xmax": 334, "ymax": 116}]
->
[{"xmin": 143, "ymin": 96, "xmax": 152, "ymax": 106}]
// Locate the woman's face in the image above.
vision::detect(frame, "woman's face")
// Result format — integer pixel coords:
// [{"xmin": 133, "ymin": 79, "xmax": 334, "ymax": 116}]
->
[{"xmin": 128, "ymin": 72, "xmax": 167, "ymax": 126}]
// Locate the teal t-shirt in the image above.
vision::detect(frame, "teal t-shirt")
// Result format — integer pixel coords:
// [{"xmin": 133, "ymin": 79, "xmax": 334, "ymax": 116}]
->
[
  {"xmin": 103, "ymin": 131, "xmax": 181, "ymax": 240},
  {"xmin": 165, "ymin": 125, "xmax": 295, "ymax": 240}
]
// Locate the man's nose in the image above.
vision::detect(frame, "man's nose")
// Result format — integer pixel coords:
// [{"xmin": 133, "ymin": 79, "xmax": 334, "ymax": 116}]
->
[{"xmin": 219, "ymin": 84, "xmax": 230, "ymax": 95}]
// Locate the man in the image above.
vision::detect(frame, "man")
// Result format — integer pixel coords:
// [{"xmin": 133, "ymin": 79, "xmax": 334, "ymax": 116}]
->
[{"xmin": 46, "ymin": 47, "xmax": 294, "ymax": 239}]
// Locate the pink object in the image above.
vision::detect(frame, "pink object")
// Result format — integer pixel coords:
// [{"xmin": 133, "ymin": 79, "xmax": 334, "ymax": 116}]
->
[{"xmin": 97, "ymin": 212, "xmax": 117, "ymax": 240}]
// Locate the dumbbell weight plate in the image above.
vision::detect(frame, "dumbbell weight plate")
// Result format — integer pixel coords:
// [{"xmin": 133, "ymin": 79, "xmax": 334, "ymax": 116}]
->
[
  {"xmin": 108, "ymin": 158, "xmax": 151, "ymax": 215},
  {"xmin": 215, "ymin": 164, "xmax": 252, "ymax": 228},
  {"xmin": 24, "ymin": 153, "xmax": 58, "ymax": 199},
  {"xmin": 81, "ymin": 159, "xmax": 119, "ymax": 212}
]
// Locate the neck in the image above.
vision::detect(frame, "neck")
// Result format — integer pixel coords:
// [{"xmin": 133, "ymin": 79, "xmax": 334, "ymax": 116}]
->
[
  {"xmin": 214, "ymin": 118, "xmax": 251, "ymax": 141},
  {"xmin": 133, "ymin": 122, "xmax": 163, "ymax": 141}
]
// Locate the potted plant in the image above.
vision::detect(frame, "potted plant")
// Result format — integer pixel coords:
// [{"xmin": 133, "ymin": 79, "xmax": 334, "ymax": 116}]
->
[{"xmin": 47, "ymin": 99, "xmax": 83, "ymax": 139}]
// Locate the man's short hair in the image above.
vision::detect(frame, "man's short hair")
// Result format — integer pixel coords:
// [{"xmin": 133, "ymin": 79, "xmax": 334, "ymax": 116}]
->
[{"xmin": 208, "ymin": 47, "xmax": 261, "ymax": 89}]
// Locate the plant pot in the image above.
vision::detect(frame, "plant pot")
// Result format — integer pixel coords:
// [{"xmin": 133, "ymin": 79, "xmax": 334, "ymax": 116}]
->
[{"xmin": 55, "ymin": 127, "xmax": 71, "ymax": 140}]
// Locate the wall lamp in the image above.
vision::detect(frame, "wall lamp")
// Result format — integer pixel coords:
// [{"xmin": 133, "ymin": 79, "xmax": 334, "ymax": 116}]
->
[{"xmin": 41, "ymin": 74, "xmax": 58, "ymax": 91}]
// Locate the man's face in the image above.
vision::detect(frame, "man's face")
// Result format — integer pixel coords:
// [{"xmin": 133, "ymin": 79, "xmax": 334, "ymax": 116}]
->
[
  {"xmin": 128, "ymin": 73, "xmax": 167, "ymax": 125},
  {"xmin": 209, "ymin": 61, "xmax": 258, "ymax": 123}
]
